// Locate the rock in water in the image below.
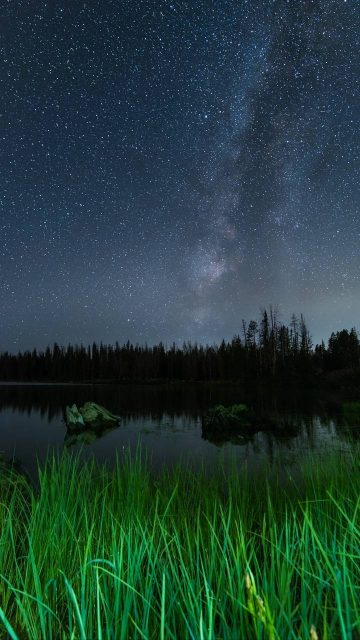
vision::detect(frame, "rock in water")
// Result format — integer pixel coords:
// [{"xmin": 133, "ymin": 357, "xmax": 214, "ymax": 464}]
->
[
  {"xmin": 65, "ymin": 402, "xmax": 120, "ymax": 430},
  {"xmin": 79, "ymin": 402, "xmax": 120, "ymax": 425},
  {"xmin": 66, "ymin": 404, "xmax": 85, "ymax": 428}
]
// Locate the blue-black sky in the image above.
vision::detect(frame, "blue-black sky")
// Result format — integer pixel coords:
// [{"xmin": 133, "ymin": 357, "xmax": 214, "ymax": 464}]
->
[{"xmin": 1, "ymin": 0, "xmax": 359, "ymax": 351}]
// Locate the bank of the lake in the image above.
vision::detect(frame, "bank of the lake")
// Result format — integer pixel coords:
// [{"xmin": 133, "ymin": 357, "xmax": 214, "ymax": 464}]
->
[{"xmin": 0, "ymin": 448, "xmax": 359, "ymax": 639}]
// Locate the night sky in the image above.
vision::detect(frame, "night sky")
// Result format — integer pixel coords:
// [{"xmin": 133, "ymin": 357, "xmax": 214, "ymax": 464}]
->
[{"xmin": 1, "ymin": 0, "xmax": 359, "ymax": 351}]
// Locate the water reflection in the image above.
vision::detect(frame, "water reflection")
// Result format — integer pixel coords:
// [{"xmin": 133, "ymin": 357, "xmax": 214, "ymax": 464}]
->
[
  {"xmin": 64, "ymin": 422, "xmax": 121, "ymax": 447},
  {"xmin": 0, "ymin": 382, "xmax": 323, "ymax": 421},
  {"xmin": 0, "ymin": 383, "xmax": 358, "ymax": 481}
]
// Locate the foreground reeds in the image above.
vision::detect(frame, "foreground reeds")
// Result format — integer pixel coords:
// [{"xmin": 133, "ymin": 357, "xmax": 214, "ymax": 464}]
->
[{"xmin": 0, "ymin": 447, "xmax": 359, "ymax": 639}]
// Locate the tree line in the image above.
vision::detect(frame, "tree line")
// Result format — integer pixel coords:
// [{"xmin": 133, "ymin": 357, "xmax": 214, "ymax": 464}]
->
[{"xmin": 0, "ymin": 308, "xmax": 359, "ymax": 382}]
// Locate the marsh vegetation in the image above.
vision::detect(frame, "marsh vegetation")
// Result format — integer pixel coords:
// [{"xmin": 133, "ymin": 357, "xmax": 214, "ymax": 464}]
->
[{"xmin": 0, "ymin": 447, "xmax": 359, "ymax": 639}]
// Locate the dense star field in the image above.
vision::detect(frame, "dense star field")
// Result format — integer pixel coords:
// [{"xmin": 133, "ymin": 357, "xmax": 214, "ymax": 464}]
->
[{"xmin": 1, "ymin": 0, "xmax": 359, "ymax": 350}]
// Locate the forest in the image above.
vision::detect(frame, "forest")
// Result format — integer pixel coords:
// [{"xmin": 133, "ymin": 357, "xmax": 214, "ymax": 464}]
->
[{"xmin": 0, "ymin": 309, "xmax": 359, "ymax": 382}]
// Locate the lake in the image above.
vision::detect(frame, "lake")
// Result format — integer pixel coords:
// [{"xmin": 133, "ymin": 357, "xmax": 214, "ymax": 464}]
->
[{"xmin": 0, "ymin": 382, "xmax": 357, "ymax": 481}]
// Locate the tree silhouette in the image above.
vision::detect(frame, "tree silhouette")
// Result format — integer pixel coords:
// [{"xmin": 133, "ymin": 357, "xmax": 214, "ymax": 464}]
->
[{"xmin": 0, "ymin": 308, "xmax": 358, "ymax": 383}]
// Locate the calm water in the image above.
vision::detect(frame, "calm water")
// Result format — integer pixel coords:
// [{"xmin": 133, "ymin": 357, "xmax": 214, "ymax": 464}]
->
[{"xmin": 0, "ymin": 383, "xmax": 357, "ymax": 480}]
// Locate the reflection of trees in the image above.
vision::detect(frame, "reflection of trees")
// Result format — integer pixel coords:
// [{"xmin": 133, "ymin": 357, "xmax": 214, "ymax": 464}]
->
[
  {"xmin": 201, "ymin": 411, "xmax": 360, "ymax": 450},
  {"xmin": 201, "ymin": 412, "xmax": 305, "ymax": 447},
  {"xmin": 0, "ymin": 383, "xmax": 318, "ymax": 423},
  {"xmin": 202, "ymin": 430, "xmax": 255, "ymax": 447},
  {"xmin": 2, "ymin": 383, "xmax": 358, "ymax": 449}
]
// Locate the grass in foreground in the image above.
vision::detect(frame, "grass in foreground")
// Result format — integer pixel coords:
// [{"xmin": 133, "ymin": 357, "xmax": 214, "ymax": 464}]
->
[{"xmin": 0, "ymin": 447, "xmax": 359, "ymax": 639}]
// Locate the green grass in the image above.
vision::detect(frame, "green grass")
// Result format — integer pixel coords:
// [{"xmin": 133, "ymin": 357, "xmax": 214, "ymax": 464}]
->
[{"xmin": 0, "ymin": 447, "xmax": 359, "ymax": 639}]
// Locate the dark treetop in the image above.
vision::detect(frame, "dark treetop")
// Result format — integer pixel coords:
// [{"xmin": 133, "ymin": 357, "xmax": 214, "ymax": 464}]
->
[
  {"xmin": 1, "ymin": 0, "xmax": 359, "ymax": 351},
  {"xmin": 1, "ymin": 312, "xmax": 359, "ymax": 384}
]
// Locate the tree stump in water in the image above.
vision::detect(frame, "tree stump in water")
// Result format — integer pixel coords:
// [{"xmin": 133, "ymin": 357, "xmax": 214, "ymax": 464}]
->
[{"xmin": 65, "ymin": 402, "xmax": 120, "ymax": 430}]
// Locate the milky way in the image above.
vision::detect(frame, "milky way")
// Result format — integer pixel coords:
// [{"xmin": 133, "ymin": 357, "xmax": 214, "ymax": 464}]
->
[{"xmin": 1, "ymin": 0, "xmax": 359, "ymax": 350}]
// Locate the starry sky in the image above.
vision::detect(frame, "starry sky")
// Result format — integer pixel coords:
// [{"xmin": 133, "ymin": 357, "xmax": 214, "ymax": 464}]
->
[{"xmin": 1, "ymin": 0, "xmax": 359, "ymax": 351}]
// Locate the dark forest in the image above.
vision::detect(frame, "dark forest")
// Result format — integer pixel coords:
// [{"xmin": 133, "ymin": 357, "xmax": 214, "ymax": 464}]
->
[{"xmin": 1, "ymin": 310, "xmax": 358, "ymax": 382}]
